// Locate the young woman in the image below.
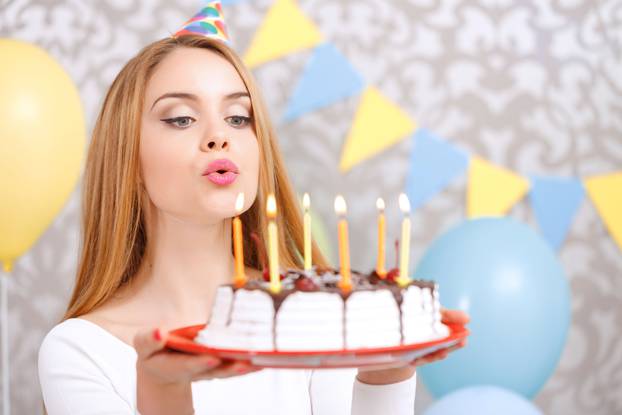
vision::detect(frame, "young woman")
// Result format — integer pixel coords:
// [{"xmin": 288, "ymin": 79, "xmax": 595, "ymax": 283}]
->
[{"xmin": 37, "ymin": 16, "xmax": 468, "ymax": 415}]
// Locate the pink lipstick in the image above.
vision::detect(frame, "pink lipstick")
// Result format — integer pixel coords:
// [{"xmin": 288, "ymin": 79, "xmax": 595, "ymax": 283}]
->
[{"xmin": 202, "ymin": 159, "xmax": 239, "ymax": 186}]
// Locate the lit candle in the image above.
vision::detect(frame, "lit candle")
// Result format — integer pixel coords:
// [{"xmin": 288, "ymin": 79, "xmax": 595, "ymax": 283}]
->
[
  {"xmin": 303, "ymin": 193, "xmax": 312, "ymax": 271},
  {"xmin": 397, "ymin": 193, "xmax": 411, "ymax": 287},
  {"xmin": 334, "ymin": 195, "xmax": 352, "ymax": 292},
  {"xmin": 233, "ymin": 193, "xmax": 246, "ymax": 287},
  {"xmin": 266, "ymin": 194, "xmax": 281, "ymax": 293},
  {"xmin": 376, "ymin": 197, "xmax": 386, "ymax": 278}
]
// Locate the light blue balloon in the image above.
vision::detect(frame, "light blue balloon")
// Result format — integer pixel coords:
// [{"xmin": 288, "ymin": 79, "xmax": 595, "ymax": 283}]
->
[
  {"xmin": 415, "ymin": 218, "xmax": 571, "ymax": 398},
  {"xmin": 424, "ymin": 385, "xmax": 543, "ymax": 415}
]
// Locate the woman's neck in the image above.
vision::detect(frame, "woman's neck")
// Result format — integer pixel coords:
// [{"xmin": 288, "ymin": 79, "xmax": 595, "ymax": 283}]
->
[{"xmin": 122, "ymin": 210, "xmax": 235, "ymax": 327}]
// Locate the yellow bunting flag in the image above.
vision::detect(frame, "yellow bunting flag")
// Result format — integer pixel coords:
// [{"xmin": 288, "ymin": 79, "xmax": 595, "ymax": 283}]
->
[
  {"xmin": 584, "ymin": 172, "xmax": 622, "ymax": 251},
  {"xmin": 339, "ymin": 87, "xmax": 416, "ymax": 172},
  {"xmin": 467, "ymin": 157, "xmax": 530, "ymax": 217},
  {"xmin": 243, "ymin": 0, "xmax": 323, "ymax": 68}
]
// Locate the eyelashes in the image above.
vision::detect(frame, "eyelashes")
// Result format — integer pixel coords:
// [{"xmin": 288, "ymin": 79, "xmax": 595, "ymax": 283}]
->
[
  {"xmin": 161, "ymin": 116, "xmax": 195, "ymax": 128},
  {"xmin": 160, "ymin": 115, "xmax": 252, "ymax": 129},
  {"xmin": 225, "ymin": 115, "xmax": 252, "ymax": 128}
]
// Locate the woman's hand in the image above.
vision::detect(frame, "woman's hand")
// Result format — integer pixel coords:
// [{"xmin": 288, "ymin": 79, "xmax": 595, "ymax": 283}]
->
[
  {"xmin": 134, "ymin": 328, "xmax": 261, "ymax": 415},
  {"xmin": 356, "ymin": 308, "xmax": 469, "ymax": 385},
  {"xmin": 409, "ymin": 308, "xmax": 469, "ymax": 367}
]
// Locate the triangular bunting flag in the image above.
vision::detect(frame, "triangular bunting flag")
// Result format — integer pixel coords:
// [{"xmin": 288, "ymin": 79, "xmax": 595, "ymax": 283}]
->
[
  {"xmin": 405, "ymin": 129, "xmax": 469, "ymax": 210},
  {"xmin": 243, "ymin": 0, "xmax": 323, "ymax": 68},
  {"xmin": 339, "ymin": 87, "xmax": 416, "ymax": 172},
  {"xmin": 529, "ymin": 176, "xmax": 585, "ymax": 250},
  {"xmin": 584, "ymin": 172, "xmax": 622, "ymax": 251},
  {"xmin": 467, "ymin": 157, "xmax": 530, "ymax": 217},
  {"xmin": 283, "ymin": 43, "xmax": 364, "ymax": 121}
]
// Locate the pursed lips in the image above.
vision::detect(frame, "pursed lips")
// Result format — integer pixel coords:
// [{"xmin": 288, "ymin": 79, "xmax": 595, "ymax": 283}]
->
[{"xmin": 202, "ymin": 158, "xmax": 239, "ymax": 186}]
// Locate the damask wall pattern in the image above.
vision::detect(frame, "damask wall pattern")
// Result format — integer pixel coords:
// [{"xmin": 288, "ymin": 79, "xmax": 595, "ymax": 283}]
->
[{"xmin": 1, "ymin": 0, "xmax": 621, "ymax": 413}]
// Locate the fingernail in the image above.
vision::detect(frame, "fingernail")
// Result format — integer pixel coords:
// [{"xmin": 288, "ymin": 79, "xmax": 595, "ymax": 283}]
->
[
  {"xmin": 205, "ymin": 358, "xmax": 219, "ymax": 367},
  {"xmin": 153, "ymin": 328, "xmax": 161, "ymax": 341}
]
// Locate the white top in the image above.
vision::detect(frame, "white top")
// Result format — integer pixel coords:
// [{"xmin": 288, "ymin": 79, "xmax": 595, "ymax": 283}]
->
[{"xmin": 38, "ymin": 318, "xmax": 416, "ymax": 415}]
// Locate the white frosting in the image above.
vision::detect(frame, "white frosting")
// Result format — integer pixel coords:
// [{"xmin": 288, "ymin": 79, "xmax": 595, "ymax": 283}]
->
[
  {"xmin": 276, "ymin": 291, "xmax": 344, "ymax": 350},
  {"xmin": 196, "ymin": 280, "xmax": 450, "ymax": 352},
  {"xmin": 197, "ymin": 287, "xmax": 274, "ymax": 350},
  {"xmin": 345, "ymin": 290, "xmax": 401, "ymax": 349}
]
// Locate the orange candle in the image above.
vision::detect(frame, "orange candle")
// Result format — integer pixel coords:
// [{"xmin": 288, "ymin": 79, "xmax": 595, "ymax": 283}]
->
[
  {"xmin": 376, "ymin": 197, "xmax": 386, "ymax": 278},
  {"xmin": 233, "ymin": 192, "xmax": 246, "ymax": 287},
  {"xmin": 334, "ymin": 195, "xmax": 352, "ymax": 292},
  {"xmin": 266, "ymin": 194, "xmax": 281, "ymax": 293}
]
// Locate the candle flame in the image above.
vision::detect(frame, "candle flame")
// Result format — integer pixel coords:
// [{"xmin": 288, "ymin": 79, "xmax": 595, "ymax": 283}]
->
[
  {"xmin": 398, "ymin": 193, "xmax": 411, "ymax": 214},
  {"xmin": 266, "ymin": 194, "xmax": 277, "ymax": 219},
  {"xmin": 235, "ymin": 192, "xmax": 245, "ymax": 213},
  {"xmin": 334, "ymin": 195, "xmax": 347, "ymax": 216},
  {"xmin": 302, "ymin": 193, "xmax": 310, "ymax": 211},
  {"xmin": 376, "ymin": 197, "xmax": 385, "ymax": 211}
]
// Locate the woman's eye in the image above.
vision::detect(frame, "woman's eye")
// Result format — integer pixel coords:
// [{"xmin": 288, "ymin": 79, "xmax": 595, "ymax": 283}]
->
[
  {"xmin": 226, "ymin": 115, "xmax": 251, "ymax": 128},
  {"xmin": 161, "ymin": 116, "xmax": 195, "ymax": 128}
]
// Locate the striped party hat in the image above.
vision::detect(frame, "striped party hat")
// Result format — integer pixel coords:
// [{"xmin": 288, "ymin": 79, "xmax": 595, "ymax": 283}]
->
[{"xmin": 174, "ymin": 1, "xmax": 229, "ymax": 43}]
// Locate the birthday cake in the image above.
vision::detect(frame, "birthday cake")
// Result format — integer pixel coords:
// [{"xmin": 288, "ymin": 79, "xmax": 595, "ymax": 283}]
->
[{"xmin": 195, "ymin": 268, "xmax": 449, "ymax": 352}]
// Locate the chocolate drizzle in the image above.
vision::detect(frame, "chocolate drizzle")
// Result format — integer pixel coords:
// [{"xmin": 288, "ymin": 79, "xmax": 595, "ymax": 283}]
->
[
  {"xmin": 225, "ymin": 296, "xmax": 235, "ymax": 326},
  {"xmin": 225, "ymin": 267, "xmax": 439, "ymax": 350}
]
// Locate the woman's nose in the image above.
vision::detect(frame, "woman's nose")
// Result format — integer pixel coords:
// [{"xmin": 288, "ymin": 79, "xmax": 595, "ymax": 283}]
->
[{"xmin": 202, "ymin": 135, "xmax": 229, "ymax": 152}]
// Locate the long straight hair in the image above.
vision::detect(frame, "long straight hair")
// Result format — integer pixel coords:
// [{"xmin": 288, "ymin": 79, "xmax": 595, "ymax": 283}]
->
[{"xmin": 63, "ymin": 35, "xmax": 327, "ymax": 320}]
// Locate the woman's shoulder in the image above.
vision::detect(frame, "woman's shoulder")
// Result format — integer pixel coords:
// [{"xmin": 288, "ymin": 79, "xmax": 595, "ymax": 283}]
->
[
  {"xmin": 39, "ymin": 318, "xmax": 137, "ymax": 369},
  {"xmin": 40, "ymin": 318, "xmax": 96, "ymax": 350},
  {"xmin": 38, "ymin": 318, "xmax": 138, "ymax": 391},
  {"xmin": 38, "ymin": 318, "xmax": 139, "ymax": 413}
]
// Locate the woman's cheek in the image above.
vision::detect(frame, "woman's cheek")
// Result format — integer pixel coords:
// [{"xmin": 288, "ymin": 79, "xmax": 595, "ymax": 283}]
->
[
  {"xmin": 140, "ymin": 141, "xmax": 193, "ymax": 211},
  {"xmin": 242, "ymin": 139, "xmax": 260, "ymax": 206}
]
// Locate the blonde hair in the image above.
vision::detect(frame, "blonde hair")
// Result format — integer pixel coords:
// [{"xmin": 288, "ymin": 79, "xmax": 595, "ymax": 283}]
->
[{"xmin": 63, "ymin": 35, "xmax": 327, "ymax": 320}]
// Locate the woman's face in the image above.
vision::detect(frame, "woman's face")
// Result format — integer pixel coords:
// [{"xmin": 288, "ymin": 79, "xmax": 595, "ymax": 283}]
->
[{"xmin": 140, "ymin": 46, "xmax": 259, "ymax": 225}]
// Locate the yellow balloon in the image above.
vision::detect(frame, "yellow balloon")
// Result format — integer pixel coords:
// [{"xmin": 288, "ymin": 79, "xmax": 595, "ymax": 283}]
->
[{"xmin": 0, "ymin": 39, "xmax": 85, "ymax": 272}]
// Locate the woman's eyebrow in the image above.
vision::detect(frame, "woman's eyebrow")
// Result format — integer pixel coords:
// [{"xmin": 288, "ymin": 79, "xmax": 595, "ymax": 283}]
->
[
  {"xmin": 224, "ymin": 91, "xmax": 250, "ymax": 101},
  {"xmin": 150, "ymin": 91, "xmax": 249, "ymax": 110},
  {"xmin": 151, "ymin": 92, "xmax": 198, "ymax": 110}
]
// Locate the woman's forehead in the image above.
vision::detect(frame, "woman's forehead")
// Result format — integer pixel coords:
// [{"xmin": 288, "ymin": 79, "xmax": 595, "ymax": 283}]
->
[{"xmin": 146, "ymin": 47, "xmax": 248, "ymax": 103}]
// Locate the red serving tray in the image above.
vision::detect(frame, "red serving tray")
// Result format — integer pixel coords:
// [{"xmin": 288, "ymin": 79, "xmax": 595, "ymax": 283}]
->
[{"xmin": 166, "ymin": 323, "xmax": 469, "ymax": 369}]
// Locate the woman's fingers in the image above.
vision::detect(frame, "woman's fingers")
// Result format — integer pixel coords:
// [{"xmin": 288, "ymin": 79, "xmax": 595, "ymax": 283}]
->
[
  {"xmin": 410, "ymin": 350, "xmax": 446, "ymax": 367},
  {"xmin": 134, "ymin": 328, "xmax": 167, "ymax": 359},
  {"xmin": 141, "ymin": 351, "xmax": 223, "ymax": 384},
  {"xmin": 410, "ymin": 309, "xmax": 469, "ymax": 368},
  {"xmin": 134, "ymin": 328, "xmax": 263, "ymax": 384},
  {"xmin": 149, "ymin": 352, "xmax": 221, "ymax": 377},
  {"xmin": 135, "ymin": 328, "xmax": 224, "ymax": 383},
  {"xmin": 193, "ymin": 360, "xmax": 261, "ymax": 381},
  {"xmin": 410, "ymin": 340, "xmax": 467, "ymax": 367},
  {"xmin": 440, "ymin": 308, "xmax": 470, "ymax": 325}
]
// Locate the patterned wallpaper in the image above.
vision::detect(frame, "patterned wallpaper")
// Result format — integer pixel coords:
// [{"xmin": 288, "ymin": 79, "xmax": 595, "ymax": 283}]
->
[{"xmin": 1, "ymin": 0, "xmax": 621, "ymax": 413}]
